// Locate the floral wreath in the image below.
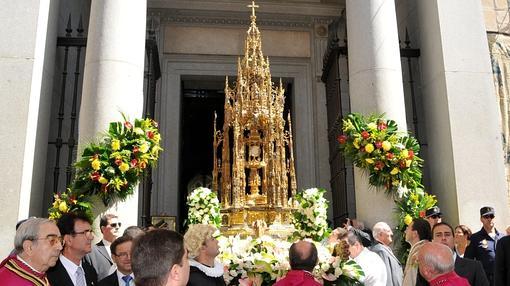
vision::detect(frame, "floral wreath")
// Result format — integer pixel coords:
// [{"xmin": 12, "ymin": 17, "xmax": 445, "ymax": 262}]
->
[
  {"xmin": 186, "ymin": 187, "xmax": 221, "ymax": 229},
  {"xmin": 289, "ymin": 188, "xmax": 331, "ymax": 242},
  {"xmin": 338, "ymin": 113, "xmax": 423, "ymax": 193},
  {"xmin": 48, "ymin": 115, "xmax": 162, "ymax": 220},
  {"xmin": 337, "ymin": 113, "xmax": 436, "ymax": 260}
]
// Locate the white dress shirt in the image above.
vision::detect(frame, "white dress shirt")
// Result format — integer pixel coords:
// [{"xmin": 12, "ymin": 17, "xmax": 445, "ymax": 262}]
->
[
  {"xmin": 116, "ymin": 270, "xmax": 135, "ymax": 286},
  {"xmin": 60, "ymin": 254, "xmax": 83, "ymax": 286},
  {"xmin": 353, "ymin": 247, "xmax": 388, "ymax": 286}
]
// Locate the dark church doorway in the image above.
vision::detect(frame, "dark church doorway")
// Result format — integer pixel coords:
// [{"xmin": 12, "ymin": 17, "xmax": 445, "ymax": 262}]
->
[{"xmin": 179, "ymin": 75, "xmax": 293, "ymax": 229}]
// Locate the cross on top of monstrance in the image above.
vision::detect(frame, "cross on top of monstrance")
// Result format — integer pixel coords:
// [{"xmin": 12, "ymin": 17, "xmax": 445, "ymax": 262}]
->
[
  {"xmin": 212, "ymin": 1, "xmax": 298, "ymax": 237},
  {"xmin": 248, "ymin": 0, "xmax": 259, "ymax": 17}
]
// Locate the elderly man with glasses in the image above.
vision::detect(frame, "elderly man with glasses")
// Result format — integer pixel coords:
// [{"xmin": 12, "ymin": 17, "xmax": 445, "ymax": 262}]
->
[
  {"xmin": 465, "ymin": 206, "xmax": 504, "ymax": 286},
  {"xmin": 86, "ymin": 214, "xmax": 122, "ymax": 280},
  {"xmin": 0, "ymin": 218, "xmax": 63, "ymax": 285},
  {"xmin": 47, "ymin": 213, "xmax": 98, "ymax": 286}
]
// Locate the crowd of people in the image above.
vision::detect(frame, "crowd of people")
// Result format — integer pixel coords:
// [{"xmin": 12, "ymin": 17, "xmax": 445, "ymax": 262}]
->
[
  {"xmin": 338, "ymin": 205, "xmax": 509, "ymax": 286},
  {"xmin": 0, "ymin": 205, "xmax": 509, "ymax": 286}
]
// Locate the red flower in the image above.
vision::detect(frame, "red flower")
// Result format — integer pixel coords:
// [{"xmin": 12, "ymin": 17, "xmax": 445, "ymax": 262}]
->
[
  {"xmin": 147, "ymin": 131, "xmax": 155, "ymax": 139},
  {"xmin": 124, "ymin": 121, "xmax": 133, "ymax": 129},
  {"xmin": 399, "ymin": 160, "xmax": 407, "ymax": 169},
  {"xmin": 419, "ymin": 211, "xmax": 426, "ymax": 218},
  {"xmin": 386, "ymin": 152, "xmax": 394, "ymax": 160},
  {"xmin": 130, "ymin": 159, "xmax": 138, "ymax": 167},
  {"xmin": 361, "ymin": 130, "xmax": 370, "ymax": 139},
  {"xmin": 375, "ymin": 141, "xmax": 382, "ymax": 149},
  {"xmin": 139, "ymin": 161, "xmax": 147, "ymax": 169},
  {"xmin": 377, "ymin": 122, "xmax": 387, "ymax": 131},
  {"xmin": 337, "ymin": 134, "xmax": 347, "ymax": 144},
  {"xmin": 133, "ymin": 146, "xmax": 139, "ymax": 153},
  {"xmin": 408, "ymin": 150, "xmax": 414, "ymax": 159},
  {"xmin": 115, "ymin": 158, "xmax": 123, "ymax": 166},
  {"xmin": 375, "ymin": 161, "xmax": 385, "ymax": 170},
  {"xmin": 90, "ymin": 172, "xmax": 101, "ymax": 181}
]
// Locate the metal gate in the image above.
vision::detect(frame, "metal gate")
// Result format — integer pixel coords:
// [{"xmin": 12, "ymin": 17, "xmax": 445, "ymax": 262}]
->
[{"xmin": 45, "ymin": 14, "xmax": 161, "ymax": 226}]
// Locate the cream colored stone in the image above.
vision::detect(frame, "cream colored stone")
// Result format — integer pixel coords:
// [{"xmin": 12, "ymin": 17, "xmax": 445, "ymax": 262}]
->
[
  {"xmin": 164, "ymin": 26, "xmax": 310, "ymax": 58},
  {"xmin": 481, "ymin": 0, "xmax": 495, "ymax": 9},
  {"xmin": 0, "ymin": 0, "xmax": 59, "ymax": 257},
  {"xmin": 417, "ymin": 0, "xmax": 509, "ymax": 230},
  {"xmin": 483, "ymin": 8, "xmax": 498, "ymax": 32},
  {"xmin": 495, "ymin": 0, "xmax": 508, "ymax": 9}
]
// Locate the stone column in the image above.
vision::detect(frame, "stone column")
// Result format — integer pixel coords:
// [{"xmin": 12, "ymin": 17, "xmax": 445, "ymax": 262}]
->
[
  {"xmin": 346, "ymin": 0, "xmax": 407, "ymax": 227},
  {"xmin": 79, "ymin": 0, "xmax": 147, "ymax": 233},
  {"xmin": 416, "ymin": 0, "xmax": 509, "ymax": 230},
  {"xmin": 0, "ymin": 0, "xmax": 59, "ymax": 257}
]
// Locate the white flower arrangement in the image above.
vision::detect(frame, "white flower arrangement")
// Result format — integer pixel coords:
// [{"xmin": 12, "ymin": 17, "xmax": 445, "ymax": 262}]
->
[
  {"xmin": 217, "ymin": 235, "xmax": 364, "ymax": 285},
  {"xmin": 186, "ymin": 187, "xmax": 221, "ymax": 228},
  {"xmin": 289, "ymin": 188, "xmax": 331, "ymax": 242}
]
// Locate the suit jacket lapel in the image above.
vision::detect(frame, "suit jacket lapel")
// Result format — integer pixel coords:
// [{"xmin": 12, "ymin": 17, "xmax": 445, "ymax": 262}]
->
[
  {"xmin": 455, "ymin": 256, "xmax": 467, "ymax": 273},
  {"xmin": 56, "ymin": 259, "xmax": 75, "ymax": 286},
  {"xmin": 96, "ymin": 241, "xmax": 112, "ymax": 264}
]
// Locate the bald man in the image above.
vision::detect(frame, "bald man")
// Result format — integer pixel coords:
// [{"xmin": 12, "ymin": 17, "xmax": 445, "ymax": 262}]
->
[
  {"xmin": 274, "ymin": 240, "xmax": 321, "ymax": 286},
  {"xmin": 417, "ymin": 242, "xmax": 469, "ymax": 285}
]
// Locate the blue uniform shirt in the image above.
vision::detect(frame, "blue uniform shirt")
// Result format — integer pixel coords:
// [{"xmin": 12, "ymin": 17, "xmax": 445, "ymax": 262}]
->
[{"xmin": 465, "ymin": 227, "xmax": 504, "ymax": 284}]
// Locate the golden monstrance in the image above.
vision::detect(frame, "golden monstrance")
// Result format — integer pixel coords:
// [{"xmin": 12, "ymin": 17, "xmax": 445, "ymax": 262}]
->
[{"xmin": 212, "ymin": 1, "xmax": 298, "ymax": 237}]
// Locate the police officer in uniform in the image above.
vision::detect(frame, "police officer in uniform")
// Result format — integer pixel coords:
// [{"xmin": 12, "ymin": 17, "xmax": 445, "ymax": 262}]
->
[{"xmin": 465, "ymin": 206, "xmax": 504, "ymax": 286}]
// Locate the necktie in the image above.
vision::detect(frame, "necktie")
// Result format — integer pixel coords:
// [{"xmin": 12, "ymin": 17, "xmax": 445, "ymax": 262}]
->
[
  {"xmin": 76, "ymin": 266, "xmax": 86, "ymax": 286},
  {"xmin": 122, "ymin": 275, "xmax": 133, "ymax": 286}
]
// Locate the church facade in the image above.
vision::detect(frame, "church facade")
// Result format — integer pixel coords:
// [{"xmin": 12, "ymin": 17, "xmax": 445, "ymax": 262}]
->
[{"xmin": 1, "ymin": 0, "xmax": 509, "ymax": 256}]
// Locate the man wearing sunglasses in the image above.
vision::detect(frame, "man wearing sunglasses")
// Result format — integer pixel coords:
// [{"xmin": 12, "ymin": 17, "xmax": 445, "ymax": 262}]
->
[
  {"xmin": 47, "ymin": 213, "xmax": 98, "ymax": 286},
  {"xmin": 0, "ymin": 218, "xmax": 62, "ymax": 285},
  {"xmin": 86, "ymin": 214, "xmax": 122, "ymax": 280},
  {"xmin": 465, "ymin": 206, "xmax": 504, "ymax": 286},
  {"xmin": 424, "ymin": 206, "xmax": 442, "ymax": 228}
]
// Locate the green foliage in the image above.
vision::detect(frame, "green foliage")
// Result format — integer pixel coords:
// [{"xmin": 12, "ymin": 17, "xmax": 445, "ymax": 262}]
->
[
  {"xmin": 48, "ymin": 116, "xmax": 163, "ymax": 219},
  {"xmin": 338, "ymin": 113, "xmax": 436, "ymax": 261}
]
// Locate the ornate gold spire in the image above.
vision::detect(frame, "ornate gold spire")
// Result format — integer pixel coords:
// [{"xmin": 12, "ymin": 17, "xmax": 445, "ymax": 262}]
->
[{"xmin": 212, "ymin": 1, "xmax": 297, "ymax": 235}]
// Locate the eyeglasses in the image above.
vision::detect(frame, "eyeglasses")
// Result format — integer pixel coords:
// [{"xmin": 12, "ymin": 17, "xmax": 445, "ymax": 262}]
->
[
  {"xmin": 114, "ymin": 252, "xmax": 130, "ymax": 259},
  {"xmin": 429, "ymin": 215, "xmax": 441, "ymax": 219},
  {"xmin": 33, "ymin": 234, "xmax": 63, "ymax": 246},
  {"xmin": 109, "ymin": 223, "xmax": 122, "ymax": 228},
  {"xmin": 482, "ymin": 215, "xmax": 495, "ymax": 219},
  {"xmin": 72, "ymin": 229, "xmax": 94, "ymax": 237}
]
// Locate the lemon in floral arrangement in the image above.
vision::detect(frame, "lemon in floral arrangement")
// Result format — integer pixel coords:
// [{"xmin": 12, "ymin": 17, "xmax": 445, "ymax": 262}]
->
[
  {"xmin": 48, "ymin": 189, "xmax": 92, "ymax": 221},
  {"xmin": 71, "ymin": 116, "xmax": 163, "ymax": 206},
  {"xmin": 337, "ymin": 113, "xmax": 423, "ymax": 194}
]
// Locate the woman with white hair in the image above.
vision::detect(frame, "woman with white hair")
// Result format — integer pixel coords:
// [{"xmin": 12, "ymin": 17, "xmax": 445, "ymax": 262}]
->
[{"xmin": 184, "ymin": 224, "xmax": 225, "ymax": 286}]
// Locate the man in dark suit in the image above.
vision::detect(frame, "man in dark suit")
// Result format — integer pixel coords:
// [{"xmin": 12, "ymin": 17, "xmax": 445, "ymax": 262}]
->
[
  {"xmin": 47, "ymin": 212, "xmax": 98, "ymax": 286},
  {"xmin": 86, "ymin": 214, "xmax": 121, "ymax": 280},
  {"xmin": 98, "ymin": 236, "xmax": 134, "ymax": 286},
  {"xmin": 369, "ymin": 221, "xmax": 403, "ymax": 286},
  {"xmin": 430, "ymin": 222, "xmax": 489, "ymax": 286},
  {"xmin": 495, "ymin": 235, "xmax": 510, "ymax": 286}
]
